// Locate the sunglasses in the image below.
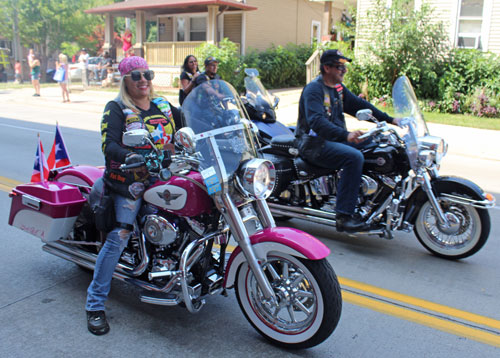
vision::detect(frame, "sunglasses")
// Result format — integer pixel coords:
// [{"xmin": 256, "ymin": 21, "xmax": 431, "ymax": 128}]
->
[
  {"xmin": 125, "ymin": 70, "xmax": 155, "ymax": 81},
  {"xmin": 331, "ymin": 64, "xmax": 347, "ymax": 71}
]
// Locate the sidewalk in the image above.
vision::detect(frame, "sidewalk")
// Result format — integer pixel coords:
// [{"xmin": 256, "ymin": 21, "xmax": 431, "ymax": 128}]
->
[{"xmin": 2, "ymin": 86, "xmax": 498, "ymax": 161}]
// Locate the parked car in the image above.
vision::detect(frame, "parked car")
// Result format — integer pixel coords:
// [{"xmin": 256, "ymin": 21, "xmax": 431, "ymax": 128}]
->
[{"xmin": 68, "ymin": 56, "xmax": 101, "ymax": 81}]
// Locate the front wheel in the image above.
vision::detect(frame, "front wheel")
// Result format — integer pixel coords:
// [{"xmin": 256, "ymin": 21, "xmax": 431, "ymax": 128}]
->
[
  {"xmin": 414, "ymin": 196, "xmax": 491, "ymax": 259},
  {"xmin": 235, "ymin": 254, "xmax": 342, "ymax": 349}
]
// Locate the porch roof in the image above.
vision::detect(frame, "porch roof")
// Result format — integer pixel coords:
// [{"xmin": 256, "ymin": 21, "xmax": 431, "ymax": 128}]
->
[{"xmin": 85, "ymin": 0, "xmax": 257, "ymax": 17}]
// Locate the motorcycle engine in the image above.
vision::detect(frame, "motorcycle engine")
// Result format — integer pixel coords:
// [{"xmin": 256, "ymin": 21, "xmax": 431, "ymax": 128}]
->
[
  {"xmin": 360, "ymin": 175, "xmax": 378, "ymax": 196},
  {"xmin": 143, "ymin": 215, "xmax": 178, "ymax": 246}
]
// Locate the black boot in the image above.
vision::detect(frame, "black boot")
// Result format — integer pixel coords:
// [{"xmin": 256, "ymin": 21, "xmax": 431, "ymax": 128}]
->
[
  {"xmin": 87, "ymin": 310, "xmax": 110, "ymax": 335},
  {"xmin": 336, "ymin": 213, "xmax": 369, "ymax": 233}
]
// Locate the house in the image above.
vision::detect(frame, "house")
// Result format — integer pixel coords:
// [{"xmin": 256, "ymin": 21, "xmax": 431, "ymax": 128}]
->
[
  {"xmin": 86, "ymin": 0, "xmax": 340, "ymax": 86},
  {"xmin": 86, "ymin": 2, "xmax": 334, "ymax": 60},
  {"xmin": 355, "ymin": 0, "xmax": 500, "ymax": 56}
]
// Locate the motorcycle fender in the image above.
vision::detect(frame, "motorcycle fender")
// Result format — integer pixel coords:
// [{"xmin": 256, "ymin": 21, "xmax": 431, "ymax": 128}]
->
[
  {"xmin": 404, "ymin": 175, "xmax": 489, "ymax": 224},
  {"xmin": 224, "ymin": 227, "xmax": 330, "ymax": 289}
]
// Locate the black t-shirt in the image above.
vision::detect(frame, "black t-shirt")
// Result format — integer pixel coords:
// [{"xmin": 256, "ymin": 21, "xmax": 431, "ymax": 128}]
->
[
  {"xmin": 180, "ymin": 70, "xmax": 193, "ymax": 82},
  {"xmin": 179, "ymin": 70, "xmax": 198, "ymax": 105},
  {"xmin": 101, "ymin": 100, "xmax": 181, "ymax": 189},
  {"xmin": 193, "ymin": 71, "xmax": 221, "ymax": 87}
]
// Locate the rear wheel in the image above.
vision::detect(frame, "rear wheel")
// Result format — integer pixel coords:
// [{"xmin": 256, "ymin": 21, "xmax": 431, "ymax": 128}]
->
[
  {"xmin": 235, "ymin": 254, "xmax": 342, "ymax": 349},
  {"xmin": 414, "ymin": 196, "xmax": 490, "ymax": 259}
]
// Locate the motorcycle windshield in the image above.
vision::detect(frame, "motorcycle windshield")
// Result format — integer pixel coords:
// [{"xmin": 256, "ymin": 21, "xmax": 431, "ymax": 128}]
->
[
  {"xmin": 244, "ymin": 75, "xmax": 275, "ymax": 111},
  {"xmin": 182, "ymin": 80, "xmax": 257, "ymax": 190},
  {"xmin": 392, "ymin": 76, "xmax": 430, "ymax": 170}
]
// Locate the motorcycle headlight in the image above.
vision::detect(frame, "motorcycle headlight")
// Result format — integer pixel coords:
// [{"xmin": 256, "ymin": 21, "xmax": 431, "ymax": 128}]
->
[
  {"xmin": 418, "ymin": 136, "xmax": 447, "ymax": 165},
  {"xmin": 418, "ymin": 149, "xmax": 434, "ymax": 167},
  {"xmin": 237, "ymin": 159, "xmax": 276, "ymax": 199}
]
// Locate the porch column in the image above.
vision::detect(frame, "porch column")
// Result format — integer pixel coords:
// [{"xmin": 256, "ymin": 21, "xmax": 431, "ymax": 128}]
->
[
  {"xmin": 103, "ymin": 14, "xmax": 114, "ymax": 56},
  {"xmin": 323, "ymin": 2, "xmax": 332, "ymax": 37},
  {"xmin": 207, "ymin": 5, "xmax": 219, "ymax": 44},
  {"xmin": 134, "ymin": 10, "xmax": 146, "ymax": 57}
]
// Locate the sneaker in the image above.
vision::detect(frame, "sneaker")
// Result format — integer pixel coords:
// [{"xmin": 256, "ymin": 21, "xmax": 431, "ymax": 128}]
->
[{"xmin": 86, "ymin": 310, "xmax": 110, "ymax": 335}]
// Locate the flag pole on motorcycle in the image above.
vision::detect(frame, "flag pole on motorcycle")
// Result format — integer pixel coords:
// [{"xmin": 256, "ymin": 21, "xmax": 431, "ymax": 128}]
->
[
  {"xmin": 47, "ymin": 122, "xmax": 72, "ymax": 170},
  {"xmin": 30, "ymin": 133, "xmax": 50, "ymax": 183}
]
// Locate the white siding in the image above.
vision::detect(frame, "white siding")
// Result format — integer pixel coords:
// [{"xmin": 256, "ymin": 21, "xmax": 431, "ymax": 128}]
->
[
  {"xmin": 487, "ymin": 0, "xmax": 500, "ymax": 53},
  {"xmin": 355, "ymin": 0, "xmax": 500, "ymax": 55}
]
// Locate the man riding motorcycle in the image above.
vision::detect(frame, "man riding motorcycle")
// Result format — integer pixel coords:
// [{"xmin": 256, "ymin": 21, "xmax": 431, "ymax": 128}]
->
[{"xmin": 295, "ymin": 49, "xmax": 402, "ymax": 232}]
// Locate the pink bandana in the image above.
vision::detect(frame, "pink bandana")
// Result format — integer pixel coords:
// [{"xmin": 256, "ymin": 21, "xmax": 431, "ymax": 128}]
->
[{"xmin": 118, "ymin": 56, "xmax": 149, "ymax": 76}]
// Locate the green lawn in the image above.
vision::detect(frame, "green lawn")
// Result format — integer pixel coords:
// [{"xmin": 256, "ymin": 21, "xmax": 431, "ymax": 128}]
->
[{"xmin": 377, "ymin": 106, "xmax": 500, "ymax": 131}]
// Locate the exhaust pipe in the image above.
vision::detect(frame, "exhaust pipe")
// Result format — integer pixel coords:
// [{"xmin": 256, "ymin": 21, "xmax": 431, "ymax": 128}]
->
[
  {"xmin": 42, "ymin": 243, "xmax": 181, "ymax": 293},
  {"xmin": 268, "ymin": 203, "xmax": 389, "ymax": 236}
]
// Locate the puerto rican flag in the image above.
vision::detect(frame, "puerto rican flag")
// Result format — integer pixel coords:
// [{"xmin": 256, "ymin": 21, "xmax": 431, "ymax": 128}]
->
[
  {"xmin": 31, "ymin": 135, "xmax": 50, "ymax": 183},
  {"xmin": 47, "ymin": 123, "xmax": 72, "ymax": 170}
]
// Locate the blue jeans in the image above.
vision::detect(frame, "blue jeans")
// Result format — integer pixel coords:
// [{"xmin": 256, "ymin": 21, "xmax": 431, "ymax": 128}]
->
[
  {"xmin": 315, "ymin": 140, "xmax": 369, "ymax": 215},
  {"xmin": 86, "ymin": 194, "xmax": 142, "ymax": 312}
]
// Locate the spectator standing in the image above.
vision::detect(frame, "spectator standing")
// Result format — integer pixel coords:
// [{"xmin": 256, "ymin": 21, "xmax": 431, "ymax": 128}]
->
[
  {"xmin": 121, "ymin": 28, "xmax": 133, "ymax": 58},
  {"xmin": 27, "ymin": 49, "xmax": 34, "ymax": 66},
  {"xmin": 0, "ymin": 64, "xmax": 7, "ymax": 82},
  {"xmin": 179, "ymin": 55, "xmax": 200, "ymax": 105},
  {"xmin": 15, "ymin": 61, "xmax": 23, "ymax": 84},
  {"xmin": 78, "ymin": 48, "xmax": 90, "ymax": 87},
  {"xmin": 57, "ymin": 52, "xmax": 70, "ymax": 103},
  {"xmin": 30, "ymin": 54, "xmax": 41, "ymax": 96}
]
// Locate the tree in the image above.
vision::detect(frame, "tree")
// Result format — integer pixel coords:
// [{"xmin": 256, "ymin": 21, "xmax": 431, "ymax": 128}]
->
[
  {"xmin": 361, "ymin": 0, "xmax": 449, "ymax": 97},
  {"xmin": 0, "ymin": 0, "xmax": 113, "ymax": 79}
]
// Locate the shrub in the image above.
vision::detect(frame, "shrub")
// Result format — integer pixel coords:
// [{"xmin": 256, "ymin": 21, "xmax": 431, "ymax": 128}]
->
[{"xmin": 197, "ymin": 38, "xmax": 243, "ymax": 90}]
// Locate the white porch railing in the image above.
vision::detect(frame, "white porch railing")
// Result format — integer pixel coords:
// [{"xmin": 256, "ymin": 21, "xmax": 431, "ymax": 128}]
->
[{"xmin": 305, "ymin": 49, "xmax": 321, "ymax": 83}]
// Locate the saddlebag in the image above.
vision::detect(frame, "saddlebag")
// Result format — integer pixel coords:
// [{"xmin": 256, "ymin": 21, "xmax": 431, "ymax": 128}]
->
[
  {"xmin": 263, "ymin": 153, "xmax": 296, "ymax": 196},
  {"xmin": 8, "ymin": 182, "xmax": 86, "ymax": 242}
]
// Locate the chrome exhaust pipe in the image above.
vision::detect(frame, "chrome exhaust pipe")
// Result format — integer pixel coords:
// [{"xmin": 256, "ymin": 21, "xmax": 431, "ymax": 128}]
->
[
  {"xmin": 46, "ymin": 236, "xmax": 149, "ymax": 277},
  {"xmin": 42, "ymin": 243, "xmax": 181, "ymax": 293},
  {"xmin": 268, "ymin": 202, "xmax": 337, "ymax": 220},
  {"xmin": 269, "ymin": 206, "xmax": 337, "ymax": 228},
  {"xmin": 269, "ymin": 204, "xmax": 390, "ymax": 236}
]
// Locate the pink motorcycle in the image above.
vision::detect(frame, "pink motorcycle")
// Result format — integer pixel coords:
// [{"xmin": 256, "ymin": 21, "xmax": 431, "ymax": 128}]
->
[{"xmin": 8, "ymin": 80, "xmax": 341, "ymax": 349}]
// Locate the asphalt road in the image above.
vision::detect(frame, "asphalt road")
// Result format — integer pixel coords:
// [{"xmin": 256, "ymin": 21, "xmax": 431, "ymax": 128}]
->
[{"xmin": 1, "ymin": 95, "xmax": 499, "ymax": 357}]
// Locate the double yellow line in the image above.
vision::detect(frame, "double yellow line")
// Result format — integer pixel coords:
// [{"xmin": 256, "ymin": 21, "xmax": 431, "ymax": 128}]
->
[
  {"xmin": 2, "ymin": 176, "xmax": 499, "ymax": 346},
  {"xmin": 340, "ymin": 277, "xmax": 500, "ymax": 347}
]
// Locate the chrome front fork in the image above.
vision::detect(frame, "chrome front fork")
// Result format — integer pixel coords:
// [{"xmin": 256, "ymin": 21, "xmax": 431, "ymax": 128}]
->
[
  {"xmin": 217, "ymin": 193, "xmax": 276, "ymax": 302},
  {"xmin": 420, "ymin": 171, "xmax": 451, "ymax": 227}
]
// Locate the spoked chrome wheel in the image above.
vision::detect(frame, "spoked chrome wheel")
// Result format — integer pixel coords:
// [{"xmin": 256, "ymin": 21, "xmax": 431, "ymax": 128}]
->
[
  {"xmin": 235, "ymin": 254, "xmax": 341, "ymax": 349},
  {"xmin": 414, "ymin": 196, "xmax": 491, "ymax": 259}
]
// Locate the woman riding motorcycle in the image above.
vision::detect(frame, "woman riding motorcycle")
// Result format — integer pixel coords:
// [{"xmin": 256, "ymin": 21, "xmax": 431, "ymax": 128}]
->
[{"xmin": 86, "ymin": 56, "xmax": 181, "ymax": 335}]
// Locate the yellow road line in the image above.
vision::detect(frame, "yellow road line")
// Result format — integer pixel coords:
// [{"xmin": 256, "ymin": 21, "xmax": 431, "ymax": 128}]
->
[
  {"xmin": 343, "ymin": 291, "xmax": 500, "ymax": 347},
  {"xmin": 339, "ymin": 277, "xmax": 500, "ymax": 331},
  {"xmin": 2, "ymin": 177, "xmax": 499, "ymax": 346},
  {"xmin": 0, "ymin": 176, "xmax": 21, "ymax": 192}
]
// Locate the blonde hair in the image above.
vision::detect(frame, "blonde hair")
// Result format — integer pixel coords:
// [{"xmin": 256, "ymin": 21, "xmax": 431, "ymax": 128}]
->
[
  {"xmin": 118, "ymin": 76, "xmax": 159, "ymax": 113},
  {"xmin": 58, "ymin": 53, "xmax": 68, "ymax": 65}
]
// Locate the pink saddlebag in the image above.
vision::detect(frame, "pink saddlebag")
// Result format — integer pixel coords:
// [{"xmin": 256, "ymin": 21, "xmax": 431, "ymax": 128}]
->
[{"xmin": 9, "ymin": 182, "xmax": 86, "ymax": 242}]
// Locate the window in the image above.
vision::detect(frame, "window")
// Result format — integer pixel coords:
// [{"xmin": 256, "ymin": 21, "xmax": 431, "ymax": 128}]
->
[
  {"xmin": 457, "ymin": 0, "xmax": 484, "ymax": 49},
  {"xmin": 311, "ymin": 21, "xmax": 321, "ymax": 44},
  {"xmin": 190, "ymin": 17, "xmax": 207, "ymax": 41}
]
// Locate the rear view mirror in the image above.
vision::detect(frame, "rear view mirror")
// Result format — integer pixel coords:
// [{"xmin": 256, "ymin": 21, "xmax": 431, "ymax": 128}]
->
[
  {"xmin": 356, "ymin": 109, "xmax": 373, "ymax": 122},
  {"xmin": 122, "ymin": 129, "xmax": 150, "ymax": 147},
  {"xmin": 174, "ymin": 127, "xmax": 196, "ymax": 154},
  {"xmin": 244, "ymin": 68, "xmax": 259, "ymax": 77},
  {"xmin": 273, "ymin": 96, "xmax": 280, "ymax": 108}
]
